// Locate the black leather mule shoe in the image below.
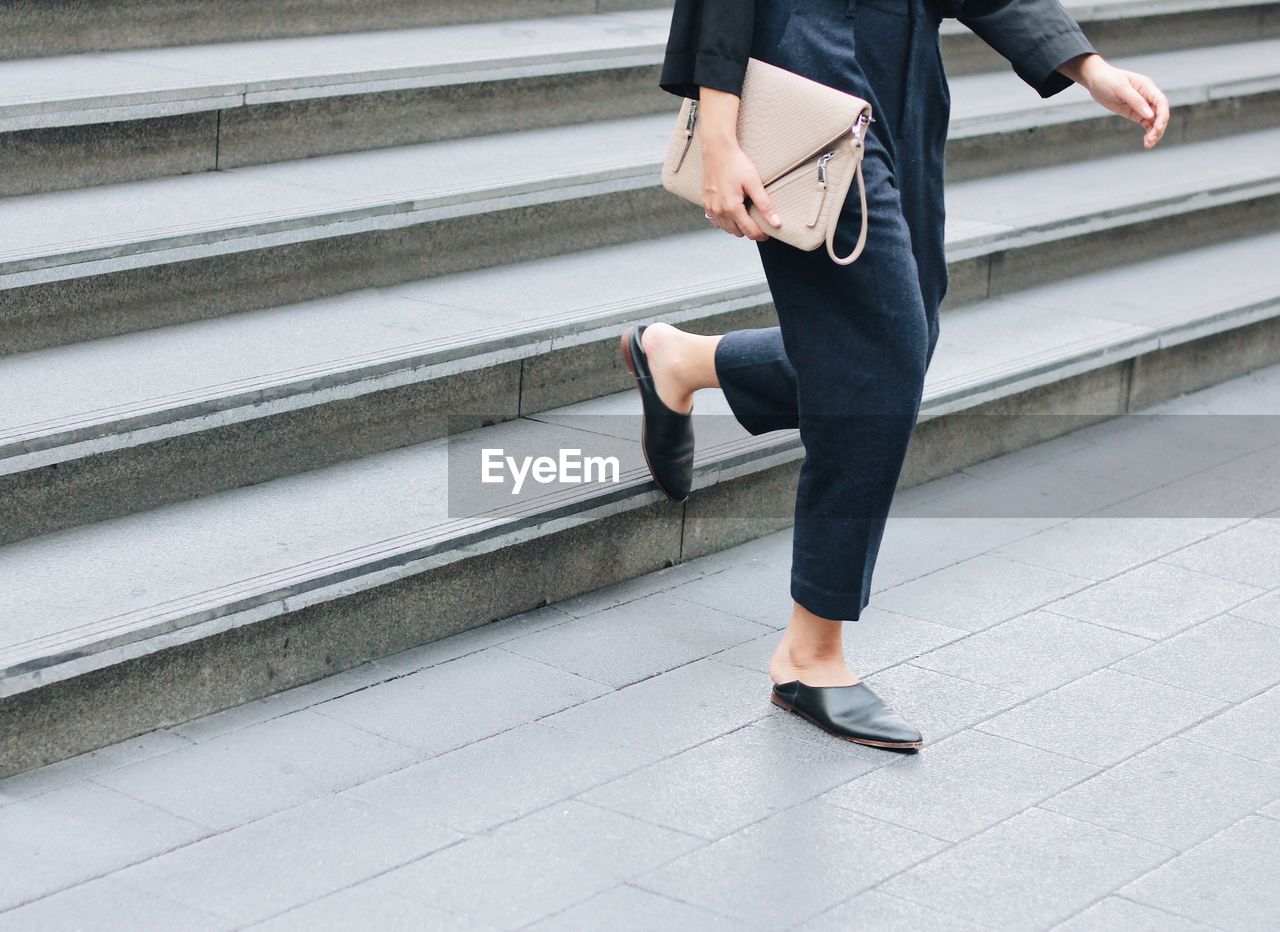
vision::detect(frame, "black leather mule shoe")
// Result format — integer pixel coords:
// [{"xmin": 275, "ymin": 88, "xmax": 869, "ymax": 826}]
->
[
  {"xmin": 771, "ymin": 680, "xmax": 923, "ymax": 750},
  {"xmin": 620, "ymin": 323, "xmax": 695, "ymax": 502}
]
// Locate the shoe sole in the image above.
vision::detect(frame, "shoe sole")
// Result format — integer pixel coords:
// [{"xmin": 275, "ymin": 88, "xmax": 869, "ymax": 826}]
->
[
  {"xmin": 620, "ymin": 325, "xmax": 689, "ymax": 504},
  {"xmin": 771, "ymin": 692, "xmax": 923, "ymax": 750}
]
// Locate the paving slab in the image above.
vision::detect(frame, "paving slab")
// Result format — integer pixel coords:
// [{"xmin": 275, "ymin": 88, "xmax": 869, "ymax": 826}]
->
[
  {"xmin": 91, "ymin": 708, "xmax": 420, "ymax": 831},
  {"xmin": 500, "ymin": 591, "xmax": 771, "ymax": 687},
  {"xmin": 0, "ymin": 781, "xmax": 209, "ymax": 911},
  {"xmin": 795, "ymin": 889, "xmax": 988, "ymax": 932},
  {"xmin": 0, "ymin": 876, "xmax": 230, "ymax": 932},
  {"xmin": 1044, "ymin": 560, "xmax": 1264, "ymax": 639},
  {"xmin": 1179, "ymin": 684, "xmax": 1280, "ymax": 765},
  {"xmin": 1120, "ymin": 815, "xmax": 1280, "ymax": 929},
  {"xmin": 1110, "ymin": 612, "xmax": 1280, "ymax": 702},
  {"xmin": 1041, "ymin": 736, "xmax": 1280, "ymax": 850},
  {"xmin": 376, "ymin": 799, "xmax": 703, "ymax": 931},
  {"xmin": 254, "ymin": 884, "xmax": 490, "ymax": 932},
  {"xmin": 975, "ymin": 667, "xmax": 1226, "ymax": 766},
  {"xmin": 313, "ymin": 647, "xmax": 610, "ymax": 757},
  {"xmin": 989, "ymin": 516, "xmax": 1232, "ymax": 580},
  {"xmin": 820, "ymin": 729, "xmax": 1098, "ymax": 842},
  {"xmin": 910, "ymin": 611, "xmax": 1151, "ymax": 697},
  {"xmin": 1231, "ymin": 588, "xmax": 1280, "ymax": 626},
  {"xmin": 527, "ymin": 885, "xmax": 748, "ymax": 931},
  {"xmin": 578, "ymin": 722, "xmax": 882, "ymax": 841},
  {"xmin": 633, "ymin": 798, "xmax": 947, "ymax": 929},
  {"xmin": 111, "ymin": 795, "xmax": 461, "ymax": 926},
  {"xmin": 870, "ymin": 553, "xmax": 1092, "ymax": 632},
  {"xmin": 1160, "ymin": 518, "xmax": 1280, "ymax": 588},
  {"xmin": 1051, "ymin": 896, "xmax": 1219, "ymax": 931},
  {"xmin": 540, "ymin": 658, "xmax": 769, "ymax": 757},
  {"xmin": 341, "ymin": 721, "xmax": 655, "ymax": 834},
  {"xmin": 878, "ymin": 808, "xmax": 1173, "ymax": 930}
]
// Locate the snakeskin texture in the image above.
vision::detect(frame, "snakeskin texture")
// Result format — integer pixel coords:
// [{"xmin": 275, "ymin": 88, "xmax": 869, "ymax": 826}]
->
[{"xmin": 660, "ymin": 57, "xmax": 872, "ymax": 263}]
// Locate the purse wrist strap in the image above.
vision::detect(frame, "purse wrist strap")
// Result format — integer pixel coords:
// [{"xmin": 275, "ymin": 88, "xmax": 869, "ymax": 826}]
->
[{"xmin": 826, "ymin": 159, "xmax": 868, "ymax": 266}]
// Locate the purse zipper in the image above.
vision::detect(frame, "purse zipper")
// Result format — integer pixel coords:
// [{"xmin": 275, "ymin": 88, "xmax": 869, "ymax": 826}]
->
[
  {"xmin": 672, "ymin": 99, "xmax": 699, "ymax": 172},
  {"xmin": 806, "ymin": 151, "xmax": 837, "ymax": 227},
  {"xmin": 805, "ymin": 112, "xmax": 871, "ymax": 226}
]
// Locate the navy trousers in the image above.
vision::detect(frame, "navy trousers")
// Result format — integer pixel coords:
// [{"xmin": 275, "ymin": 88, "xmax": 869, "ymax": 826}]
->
[{"xmin": 713, "ymin": 0, "xmax": 951, "ymax": 620}]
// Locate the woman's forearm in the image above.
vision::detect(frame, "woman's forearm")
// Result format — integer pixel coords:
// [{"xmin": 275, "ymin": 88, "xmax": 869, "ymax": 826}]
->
[
  {"xmin": 698, "ymin": 87, "xmax": 742, "ymax": 153},
  {"xmin": 1055, "ymin": 51, "xmax": 1105, "ymax": 87}
]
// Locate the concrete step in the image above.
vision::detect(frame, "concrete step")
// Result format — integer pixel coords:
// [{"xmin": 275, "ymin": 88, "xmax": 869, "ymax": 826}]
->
[
  {"xmin": 3, "ymin": 225, "xmax": 1279, "ymax": 776},
  {"xmin": 2, "ymin": 15, "xmax": 1278, "ymax": 194},
  {"xmin": 5, "ymin": 0, "xmax": 1272, "ymax": 64},
  {"xmin": 4, "ymin": 119, "xmax": 1280, "ymax": 543},
  {"xmin": 0, "ymin": 9, "xmax": 674, "ymax": 194},
  {"xmin": 2, "ymin": 109, "xmax": 1278, "ymax": 359},
  {"xmin": 0, "ymin": 1, "xmax": 667, "ymax": 61}
]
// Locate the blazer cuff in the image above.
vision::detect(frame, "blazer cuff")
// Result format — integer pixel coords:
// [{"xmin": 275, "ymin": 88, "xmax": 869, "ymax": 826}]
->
[
  {"xmin": 1015, "ymin": 28, "xmax": 1098, "ymax": 98},
  {"xmin": 659, "ymin": 49, "xmax": 749, "ymax": 100}
]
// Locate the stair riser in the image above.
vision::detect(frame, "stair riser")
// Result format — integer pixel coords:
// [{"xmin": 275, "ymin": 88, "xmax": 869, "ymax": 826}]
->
[
  {"xmin": 6, "ymin": 158, "xmax": 1279, "ymax": 359},
  {"xmin": 0, "ymin": 0, "xmax": 663, "ymax": 60},
  {"xmin": 0, "ymin": 182, "xmax": 701, "ymax": 356},
  {"xmin": 6, "ymin": 307, "xmax": 1279, "ymax": 777},
  {"xmin": 9, "ymin": 29, "xmax": 1280, "ymax": 196},
  {"xmin": 6, "ymin": 0, "xmax": 1266, "ymax": 62},
  {"xmin": 943, "ymin": 3, "xmax": 1280, "ymax": 77},
  {"xmin": 0, "ymin": 66, "xmax": 667, "ymax": 198},
  {"xmin": 6, "ymin": 184, "xmax": 1278, "ymax": 543},
  {"xmin": 11, "ymin": 79, "xmax": 1277, "ymax": 200}
]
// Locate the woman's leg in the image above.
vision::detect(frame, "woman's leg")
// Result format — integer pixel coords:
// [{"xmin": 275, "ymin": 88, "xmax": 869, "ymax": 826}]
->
[
  {"xmin": 635, "ymin": 317, "xmax": 891, "ymax": 688},
  {"xmin": 639, "ymin": 135, "xmax": 932, "ymax": 687}
]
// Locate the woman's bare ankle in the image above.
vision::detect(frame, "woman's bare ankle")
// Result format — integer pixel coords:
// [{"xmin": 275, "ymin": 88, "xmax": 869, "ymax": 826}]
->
[{"xmin": 769, "ymin": 602, "xmax": 859, "ymax": 687}]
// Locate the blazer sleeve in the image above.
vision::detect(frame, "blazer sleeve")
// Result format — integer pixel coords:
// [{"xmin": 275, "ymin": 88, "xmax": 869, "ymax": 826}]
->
[
  {"xmin": 948, "ymin": 0, "xmax": 1098, "ymax": 98},
  {"xmin": 658, "ymin": 0, "xmax": 756, "ymax": 100}
]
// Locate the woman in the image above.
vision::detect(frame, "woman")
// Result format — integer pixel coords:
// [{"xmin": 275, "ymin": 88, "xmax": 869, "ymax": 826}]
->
[{"xmin": 622, "ymin": 0, "xmax": 1169, "ymax": 749}]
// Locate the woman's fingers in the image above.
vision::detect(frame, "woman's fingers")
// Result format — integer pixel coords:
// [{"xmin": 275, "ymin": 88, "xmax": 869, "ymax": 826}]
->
[
  {"xmin": 732, "ymin": 202, "xmax": 768, "ymax": 241},
  {"xmin": 1097, "ymin": 67, "xmax": 1170, "ymax": 148},
  {"xmin": 745, "ymin": 176, "xmax": 782, "ymax": 233},
  {"xmin": 1133, "ymin": 75, "xmax": 1170, "ymax": 147},
  {"xmin": 708, "ymin": 209, "xmax": 746, "ymax": 237},
  {"xmin": 1117, "ymin": 76, "xmax": 1155, "ymax": 122}
]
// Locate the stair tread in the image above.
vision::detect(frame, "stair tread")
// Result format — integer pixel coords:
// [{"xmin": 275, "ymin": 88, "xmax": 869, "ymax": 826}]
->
[
  {"xmin": 2, "ymin": 3, "xmax": 1270, "ymax": 130},
  {"xmin": 3, "ymin": 224, "xmax": 1278, "ymax": 689},
  {"xmin": 2, "ymin": 124, "xmax": 1279, "ymax": 456},
  {"xmin": 0, "ymin": 9, "xmax": 673, "ymax": 129},
  {"xmin": 2, "ymin": 56, "xmax": 1279, "ymax": 283}
]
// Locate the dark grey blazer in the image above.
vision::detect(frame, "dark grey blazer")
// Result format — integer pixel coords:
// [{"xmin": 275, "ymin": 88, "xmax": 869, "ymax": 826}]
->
[{"xmin": 659, "ymin": 0, "xmax": 1098, "ymax": 100}]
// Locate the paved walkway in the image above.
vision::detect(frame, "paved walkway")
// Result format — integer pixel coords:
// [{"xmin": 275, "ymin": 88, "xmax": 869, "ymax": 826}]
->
[{"xmin": 3, "ymin": 364, "xmax": 1279, "ymax": 931}]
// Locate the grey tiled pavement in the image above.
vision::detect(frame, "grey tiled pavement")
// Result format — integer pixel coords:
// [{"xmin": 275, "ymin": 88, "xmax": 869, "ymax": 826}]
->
[{"xmin": 2, "ymin": 364, "xmax": 1279, "ymax": 930}]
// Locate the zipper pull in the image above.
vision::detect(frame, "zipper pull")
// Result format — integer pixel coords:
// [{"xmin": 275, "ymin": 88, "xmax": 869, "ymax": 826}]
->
[
  {"xmin": 817, "ymin": 150, "xmax": 834, "ymax": 186},
  {"xmin": 672, "ymin": 99, "xmax": 699, "ymax": 172},
  {"xmin": 809, "ymin": 151, "xmax": 835, "ymax": 227},
  {"xmin": 852, "ymin": 111, "xmax": 872, "ymax": 148}
]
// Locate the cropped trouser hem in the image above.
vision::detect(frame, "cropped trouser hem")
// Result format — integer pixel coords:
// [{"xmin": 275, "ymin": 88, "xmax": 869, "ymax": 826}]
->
[{"xmin": 791, "ymin": 575, "xmax": 872, "ymax": 623}]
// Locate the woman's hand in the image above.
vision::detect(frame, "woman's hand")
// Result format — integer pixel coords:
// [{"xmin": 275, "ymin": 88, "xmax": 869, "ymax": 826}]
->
[
  {"xmin": 1060, "ymin": 52, "xmax": 1170, "ymax": 149},
  {"xmin": 697, "ymin": 87, "xmax": 783, "ymax": 241}
]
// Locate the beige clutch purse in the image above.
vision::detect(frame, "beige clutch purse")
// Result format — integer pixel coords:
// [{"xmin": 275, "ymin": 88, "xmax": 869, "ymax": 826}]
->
[{"xmin": 661, "ymin": 57, "xmax": 874, "ymax": 265}]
